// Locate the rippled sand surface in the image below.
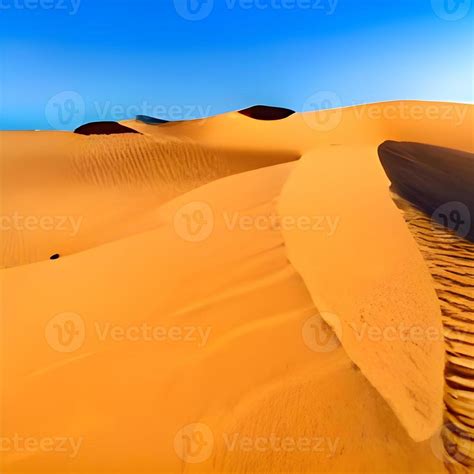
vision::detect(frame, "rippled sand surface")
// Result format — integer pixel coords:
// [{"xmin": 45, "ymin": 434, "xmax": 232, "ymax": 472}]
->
[{"xmin": 394, "ymin": 194, "xmax": 474, "ymax": 473}]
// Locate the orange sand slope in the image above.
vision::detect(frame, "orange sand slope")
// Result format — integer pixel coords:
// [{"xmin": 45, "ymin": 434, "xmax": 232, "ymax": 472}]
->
[{"xmin": 1, "ymin": 101, "xmax": 472, "ymax": 473}]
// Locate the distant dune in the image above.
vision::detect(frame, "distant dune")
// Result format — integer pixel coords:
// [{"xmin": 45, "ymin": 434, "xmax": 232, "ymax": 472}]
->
[
  {"xmin": 74, "ymin": 121, "xmax": 141, "ymax": 135},
  {"xmin": 136, "ymin": 114, "xmax": 169, "ymax": 125},
  {"xmin": 1, "ymin": 101, "xmax": 473, "ymax": 473},
  {"xmin": 238, "ymin": 104, "xmax": 295, "ymax": 120}
]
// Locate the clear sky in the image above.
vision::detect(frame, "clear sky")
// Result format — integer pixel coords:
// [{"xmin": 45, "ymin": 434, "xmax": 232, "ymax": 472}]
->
[{"xmin": 1, "ymin": 0, "xmax": 472, "ymax": 130}]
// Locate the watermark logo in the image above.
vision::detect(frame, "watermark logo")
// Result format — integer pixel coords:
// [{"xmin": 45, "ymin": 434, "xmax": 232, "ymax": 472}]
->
[
  {"xmin": 45, "ymin": 312, "xmax": 86, "ymax": 353},
  {"xmin": 431, "ymin": 0, "xmax": 471, "ymax": 21},
  {"xmin": 432, "ymin": 201, "xmax": 471, "ymax": 238},
  {"xmin": 302, "ymin": 313, "xmax": 341, "ymax": 353},
  {"xmin": 174, "ymin": 201, "xmax": 215, "ymax": 243},
  {"xmin": 174, "ymin": 0, "xmax": 214, "ymax": 20},
  {"xmin": 45, "ymin": 91, "xmax": 85, "ymax": 130},
  {"xmin": 174, "ymin": 423, "xmax": 214, "ymax": 464},
  {"xmin": 302, "ymin": 91, "xmax": 343, "ymax": 132}
]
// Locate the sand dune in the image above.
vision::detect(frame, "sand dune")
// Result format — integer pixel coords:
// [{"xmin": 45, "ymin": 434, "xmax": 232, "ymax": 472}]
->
[
  {"xmin": 238, "ymin": 105, "xmax": 296, "ymax": 120},
  {"xmin": 0, "ymin": 162, "xmax": 443, "ymax": 473},
  {"xmin": 0, "ymin": 132, "xmax": 296, "ymax": 268},
  {"xmin": 1, "ymin": 101, "xmax": 473, "ymax": 472},
  {"xmin": 74, "ymin": 121, "xmax": 141, "ymax": 135}
]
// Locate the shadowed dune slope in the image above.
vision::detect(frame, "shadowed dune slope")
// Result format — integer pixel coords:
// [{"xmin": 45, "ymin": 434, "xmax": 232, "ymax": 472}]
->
[
  {"xmin": 379, "ymin": 141, "xmax": 474, "ymax": 242},
  {"xmin": 74, "ymin": 121, "xmax": 141, "ymax": 135},
  {"xmin": 136, "ymin": 115, "xmax": 169, "ymax": 125},
  {"xmin": 238, "ymin": 105, "xmax": 296, "ymax": 120}
]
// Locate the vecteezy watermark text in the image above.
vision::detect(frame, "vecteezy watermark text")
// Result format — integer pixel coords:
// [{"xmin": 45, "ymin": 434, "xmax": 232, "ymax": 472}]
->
[
  {"xmin": 94, "ymin": 322, "xmax": 212, "ymax": 347},
  {"xmin": 0, "ymin": 213, "xmax": 83, "ymax": 237},
  {"xmin": 223, "ymin": 432, "xmax": 340, "ymax": 456},
  {"xmin": 45, "ymin": 312, "xmax": 213, "ymax": 353},
  {"xmin": 173, "ymin": 0, "xmax": 338, "ymax": 21},
  {"xmin": 0, "ymin": 0, "xmax": 81, "ymax": 15},
  {"xmin": 0, "ymin": 434, "xmax": 82, "ymax": 459}
]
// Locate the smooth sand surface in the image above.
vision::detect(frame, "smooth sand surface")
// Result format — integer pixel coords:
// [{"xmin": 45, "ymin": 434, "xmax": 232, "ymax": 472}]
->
[{"xmin": 1, "ymin": 101, "xmax": 472, "ymax": 472}]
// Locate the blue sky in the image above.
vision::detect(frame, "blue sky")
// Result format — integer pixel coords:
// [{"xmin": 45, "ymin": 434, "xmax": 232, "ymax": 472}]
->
[{"xmin": 1, "ymin": 0, "xmax": 472, "ymax": 130}]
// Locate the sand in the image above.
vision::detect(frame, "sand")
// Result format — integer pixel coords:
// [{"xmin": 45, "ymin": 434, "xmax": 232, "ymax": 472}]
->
[{"xmin": 0, "ymin": 101, "xmax": 472, "ymax": 473}]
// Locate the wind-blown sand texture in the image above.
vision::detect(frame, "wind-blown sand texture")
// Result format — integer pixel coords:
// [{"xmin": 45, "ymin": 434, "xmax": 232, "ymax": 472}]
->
[{"xmin": 0, "ymin": 101, "xmax": 472, "ymax": 473}]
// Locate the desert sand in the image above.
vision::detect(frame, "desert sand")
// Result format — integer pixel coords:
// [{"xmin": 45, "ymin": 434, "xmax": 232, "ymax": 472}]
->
[{"xmin": 0, "ymin": 101, "xmax": 472, "ymax": 473}]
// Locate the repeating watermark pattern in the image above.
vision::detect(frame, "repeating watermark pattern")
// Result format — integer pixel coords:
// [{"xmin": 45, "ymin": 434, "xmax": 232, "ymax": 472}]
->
[
  {"xmin": 350, "ymin": 322, "xmax": 447, "ymax": 344},
  {"xmin": 174, "ymin": 202, "xmax": 341, "ymax": 243},
  {"xmin": 302, "ymin": 313, "xmax": 342, "ymax": 353},
  {"xmin": 0, "ymin": 434, "xmax": 83, "ymax": 458},
  {"xmin": 302, "ymin": 94, "xmax": 469, "ymax": 132},
  {"xmin": 174, "ymin": 423, "xmax": 215, "ymax": 464},
  {"xmin": 45, "ymin": 91, "xmax": 85, "ymax": 130},
  {"xmin": 45, "ymin": 92, "xmax": 212, "ymax": 130},
  {"xmin": 223, "ymin": 433, "xmax": 340, "ymax": 456},
  {"xmin": 351, "ymin": 101, "xmax": 468, "ymax": 125},
  {"xmin": 94, "ymin": 323, "xmax": 212, "ymax": 347},
  {"xmin": 0, "ymin": 0, "xmax": 81, "ymax": 14},
  {"xmin": 173, "ymin": 0, "xmax": 338, "ymax": 20},
  {"xmin": 0, "ymin": 213, "xmax": 83, "ymax": 237},
  {"xmin": 431, "ymin": 0, "xmax": 471, "ymax": 21},
  {"xmin": 94, "ymin": 101, "xmax": 213, "ymax": 123},
  {"xmin": 174, "ymin": 423, "xmax": 340, "ymax": 464},
  {"xmin": 432, "ymin": 201, "xmax": 471, "ymax": 238},
  {"xmin": 45, "ymin": 314, "xmax": 212, "ymax": 353},
  {"xmin": 223, "ymin": 211, "xmax": 340, "ymax": 236},
  {"xmin": 45, "ymin": 312, "xmax": 86, "ymax": 353}
]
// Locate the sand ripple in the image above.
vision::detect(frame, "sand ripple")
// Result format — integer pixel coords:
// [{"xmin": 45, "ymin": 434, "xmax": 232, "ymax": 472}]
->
[{"xmin": 394, "ymin": 194, "xmax": 474, "ymax": 473}]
